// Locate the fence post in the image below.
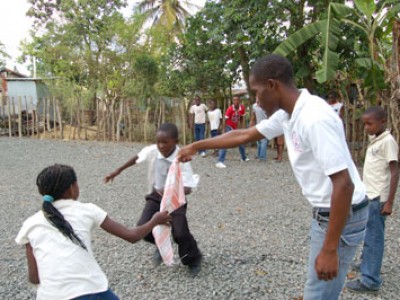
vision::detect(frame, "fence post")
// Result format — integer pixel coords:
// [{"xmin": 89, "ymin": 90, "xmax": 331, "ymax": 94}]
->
[
  {"xmin": 42, "ymin": 97, "xmax": 46, "ymax": 139},
  {"xmin": 24, "ymin": 96, "xmax": 29, "ymax": 137},
  {"xmin": 7, "ymin": 96, "xmax": 12, "ymax": 137},
  {"xmin": 0, "ymin": 95, "xmax": 4, "ymax": 118},
  {"xmin": 18, "ymin": 96, "xmax": 22, "ymax": 138},
  {"xmin": 56, "ymin": 98, "xmax": 63, "ymax": 140},
  {"xmin": 46, "ymin": 97, "xmax": 51, "ymax": 134},
  {"xmin": 53, "ymin": 97, "xmax": 57, "ymax": 138}
]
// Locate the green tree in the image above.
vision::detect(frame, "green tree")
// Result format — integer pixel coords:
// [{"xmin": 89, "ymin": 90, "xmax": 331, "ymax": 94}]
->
[
  {"xmin": 0, "ymin": 41, "xmax": 10, "ymax": 68},
  {"xmin": 26, "ymin": 0, "xmax": 127, "ymax": 107},
  {"xmin": 136, "ymin": 0, "xmax": 198, "ymax": 36}
]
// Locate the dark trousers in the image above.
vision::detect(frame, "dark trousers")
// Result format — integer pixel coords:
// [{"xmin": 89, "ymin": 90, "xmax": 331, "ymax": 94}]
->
[{"xmin": 137, "ymin": 191, "xmax": 201, "ymax": 266}]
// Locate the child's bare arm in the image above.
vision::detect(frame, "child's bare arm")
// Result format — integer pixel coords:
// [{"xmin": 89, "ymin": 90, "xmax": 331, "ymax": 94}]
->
[
  {"xmin": 26, "ymin": 243, "xmax": 39, "ymax": 284},
  {"xmin": 100, "ymin": 212, "xmax": 171, "ymax": 243},
  {"xmin": 381, "ymin": 160, "xmax": 399, "ymax": 215},
  {"xmin": 104, "ymin": 155, "xmax": 139, "ymax": 183}
]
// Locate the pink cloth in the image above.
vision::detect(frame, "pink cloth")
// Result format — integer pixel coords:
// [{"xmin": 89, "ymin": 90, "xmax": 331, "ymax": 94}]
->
[{"xmin": 152, "ymin": 159, "xmax": 186, "ymax": 266}]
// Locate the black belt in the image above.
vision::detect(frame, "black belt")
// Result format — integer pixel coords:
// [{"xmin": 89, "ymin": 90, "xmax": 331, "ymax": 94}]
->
[{"xmin": 313, "ymin": 199, "xmax": 369, "ymax": 218}]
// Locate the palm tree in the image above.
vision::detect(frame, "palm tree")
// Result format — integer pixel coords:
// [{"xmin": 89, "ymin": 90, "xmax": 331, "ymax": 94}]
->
[{"xmin": 136, "ymin": 0, "xmax": 199, "ymax": 35}]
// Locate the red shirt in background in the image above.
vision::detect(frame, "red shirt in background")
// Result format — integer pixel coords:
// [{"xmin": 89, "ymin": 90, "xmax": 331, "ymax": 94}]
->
[{"xmin": 225, "ymin": 104, "xmax": 246, "ymax": 129}]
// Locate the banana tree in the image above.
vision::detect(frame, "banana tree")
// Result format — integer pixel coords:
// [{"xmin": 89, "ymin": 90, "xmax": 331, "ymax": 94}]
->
[
  {"xmin": 274, "ymin": 0, "xmax": 399, "ymax": 88},
  {"xmin": 274, "ymin": 0, "xmax": 400, "ymax": 146}
]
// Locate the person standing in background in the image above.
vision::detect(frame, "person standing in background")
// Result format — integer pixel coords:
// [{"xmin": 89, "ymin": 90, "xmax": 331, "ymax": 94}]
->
[
  {"xmin": 189, "ymin": 95, "xmax": 208, "ymax": 157},
  {"xmin": 327, "ymin": 91, "xmax": 344, "ymax": 119},
  {"xmin": 215, "ymin": 96, "xmax": 249, "ymax": 169},
  {"xmin": 207, "ymin": 99, "xmax": 223, "ymax": 156},
  {"xmin": 250, "ymin": 99, "xmax": 268, "ymax": 161}
]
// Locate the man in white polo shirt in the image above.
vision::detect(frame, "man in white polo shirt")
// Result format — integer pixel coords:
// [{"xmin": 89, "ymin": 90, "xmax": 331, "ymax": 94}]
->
[{"xmin": 178, "ymin": 54, "xmax": 368, "ymax": 299}]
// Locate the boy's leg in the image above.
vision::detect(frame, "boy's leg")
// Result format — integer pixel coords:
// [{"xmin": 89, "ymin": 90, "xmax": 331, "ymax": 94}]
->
[
  {"xmin": 136, "ymin": 192, "xmax": 162, "ymax": 244},
  {"xmin": 303, "ymin": 206, "xmax": 367, "ymax": 299},
  {"xmin": 239, "ymin": 144, "xmax": 247, "ymax": 160},
  {"xmin": 218, "ymin": 148, "xmax": 227, "ymax": 162},
  {"xmin": 199, "ymin": 123, "xmax": 205, "ymax": 141},
  {"xmin": 258, "ymin": 138, "xmax": 268, "ymax": 161},
  {"xmin": 359, "ymin": 198, "xmax": 386, "ymax": 289},
  {"xmin": 170, "ymin": 204, "xmax": 202, "ymax": 266}
]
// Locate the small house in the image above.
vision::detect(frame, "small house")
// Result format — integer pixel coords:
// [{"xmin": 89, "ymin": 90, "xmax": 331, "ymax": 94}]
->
[{"xmin": 1, "ymin": 77, "xmax": 55, "ymax": 121}]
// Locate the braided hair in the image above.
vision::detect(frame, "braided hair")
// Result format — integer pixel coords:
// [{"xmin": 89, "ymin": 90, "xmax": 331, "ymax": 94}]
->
[{"xmin": 36, "ymin": 164, "xmax": 87, "ymax": 250}]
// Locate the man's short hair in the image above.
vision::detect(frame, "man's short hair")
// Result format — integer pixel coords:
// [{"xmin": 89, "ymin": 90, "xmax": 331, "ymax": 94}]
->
[{"xmin": 250, "ymin": 54, "xmax": 294, "ymax": 85}]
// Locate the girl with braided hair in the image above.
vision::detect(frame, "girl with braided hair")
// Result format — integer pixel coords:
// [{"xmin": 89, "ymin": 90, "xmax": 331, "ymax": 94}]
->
[{"xmin": 15, "ymin": 164, "xmax": 170, "ymax": 300}]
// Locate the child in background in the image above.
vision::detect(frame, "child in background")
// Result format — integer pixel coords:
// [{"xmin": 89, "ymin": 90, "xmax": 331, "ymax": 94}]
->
[
  {"xmin": 15, "ymin": 164, "xmax": 170, "ymax": 300},
  {"xmin": 249, "ymin": 99, "xmax": 268, "ymax": 161},
  {"xmin": 207, "ymin": 99, "xmax": 222, "ymax": 155},
  {"xmin": 104, "ymin": 123, "xmax": 202, "ymax": 277},
  {"xmin": 346, "ymin": 106, "xmax": 399, "ymax": 293}
]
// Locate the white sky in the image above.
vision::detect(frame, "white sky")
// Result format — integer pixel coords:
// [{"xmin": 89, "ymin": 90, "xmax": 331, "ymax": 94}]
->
[{"xmin": 0, "ymin": 0, "xmax": 206, "ymax": 76}]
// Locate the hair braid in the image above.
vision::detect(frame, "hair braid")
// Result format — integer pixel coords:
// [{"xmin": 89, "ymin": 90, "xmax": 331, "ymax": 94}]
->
[{"xmin": 37, "ymin": 164, "xmax": 87, "ymax": 250}]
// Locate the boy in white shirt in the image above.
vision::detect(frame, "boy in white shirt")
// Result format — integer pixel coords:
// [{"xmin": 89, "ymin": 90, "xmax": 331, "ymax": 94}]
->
[
  {"xmin": 104, "ymin": 123, "xmax": 202, "ymax": 277},
  {"xmin": 207, "ymin": 99, "xmax": 222, "ymax": 155}
]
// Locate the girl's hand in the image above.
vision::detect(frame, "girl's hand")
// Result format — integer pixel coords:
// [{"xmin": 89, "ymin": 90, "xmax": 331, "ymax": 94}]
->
[{"xmin": 152, "ymin": 211, "xmax": 171, "ymax": 225}]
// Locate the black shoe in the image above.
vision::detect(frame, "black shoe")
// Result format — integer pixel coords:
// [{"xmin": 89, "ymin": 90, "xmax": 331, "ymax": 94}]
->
[
  {"xmin": 152, "ymin": 249, "xmax": 162, "ymax": 267},
  {"xmin": 188, "ymin": 256, "xmax": 202, "ymax": 277}
]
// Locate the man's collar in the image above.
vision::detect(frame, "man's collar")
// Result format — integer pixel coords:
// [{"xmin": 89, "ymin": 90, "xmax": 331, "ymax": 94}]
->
[{"xmin": 289, "ymin": 89, "xmax": 308, "ymax": 123}]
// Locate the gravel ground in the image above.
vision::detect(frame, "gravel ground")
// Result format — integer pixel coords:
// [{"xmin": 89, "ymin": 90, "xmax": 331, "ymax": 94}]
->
[{"xmin": 1, "ymin": 137, "xmax": 399, "ymax": 300}]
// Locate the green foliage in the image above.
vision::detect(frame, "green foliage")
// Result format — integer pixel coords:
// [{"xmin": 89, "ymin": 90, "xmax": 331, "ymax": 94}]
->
[
  {"xmin": 0, "ymin": 41, "xmax": 10, "ymax": 68},
  {"xmin": 274, "ymin": 0, "xmax": 400, "ymax": 100}
]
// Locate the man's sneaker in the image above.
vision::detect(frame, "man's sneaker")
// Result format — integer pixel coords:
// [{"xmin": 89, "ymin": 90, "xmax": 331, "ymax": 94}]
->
[
  {"xmin": 200, "ymin": 151, "xmax": 206, "ymax": 157},
  {"xmin": 215, "ymin": 162, "xmax": 226, "ymax": 168},
  {"xmin": 241, "ymin": 158, "xmax": 250, "ymax": 162},
  {"xmin": 152, "ymin": 249, "xmax": 163, "ymax": 267},
  {"xmin": 346, "ymin": 280, "xmax": 379, "ymax": 294},
  {"xmin": 188, "ymin": 256, "xmax": 202, "ymax": 277}
]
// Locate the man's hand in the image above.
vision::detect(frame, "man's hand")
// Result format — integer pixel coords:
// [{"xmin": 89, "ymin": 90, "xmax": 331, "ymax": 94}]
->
[
  {"xmin": 315, "ymin": 248, "xmax": 338, "ymax": 281},
  {"xmin": 381, "ymin": 201, "xmax": 393, "ymax": 216},
  {"xmin": 151, "ymin": 211, "xmax": 172, "ymax": 225},
  {"xmin": 104, "ymin": 169, "xmax": 121, "ymax": 183},
  {"xmin": 177, "ymin": 144, "xmax": 196, "ymax": 162}
]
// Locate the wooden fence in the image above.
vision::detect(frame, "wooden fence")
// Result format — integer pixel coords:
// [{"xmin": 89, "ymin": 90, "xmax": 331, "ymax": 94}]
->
[
  {"xmin": 0, "ymin": 96, "xmax": 190, "ymax": 144},
  {"xmin": 1, "ymin": 95, "xmax": 373, "ymax": 163}
]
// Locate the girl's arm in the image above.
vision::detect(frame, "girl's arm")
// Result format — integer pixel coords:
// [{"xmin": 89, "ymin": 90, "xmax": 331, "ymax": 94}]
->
[
  {"xmin": 100, "ymin": 212, "xmax": 171, "ymax": 243},
  {"xmin": 26, "ymin": 243, "xmax": 39, "ymax": 284}
]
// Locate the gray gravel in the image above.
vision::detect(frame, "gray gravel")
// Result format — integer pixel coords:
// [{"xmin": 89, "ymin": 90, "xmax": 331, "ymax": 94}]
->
[{"xmin": 1, "ymin": 137, "xmax": 399, "ymax": 300}]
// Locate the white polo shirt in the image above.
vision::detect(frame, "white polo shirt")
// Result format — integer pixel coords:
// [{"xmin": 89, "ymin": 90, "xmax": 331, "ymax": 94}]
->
[
  {"xmin": 256, "ymin": 89, "xmax": 365, "ymax": 208},
  {"xmin": 207, "ymin": 108, "xmax": 222, "ymax": 131},
  {"xmin": 189, "ymin": 104, "xmax": 208, "ymax": 124},
  {"xmin": 136, "ymin": 145, "xmax": 199, "ymax": 193},
  {"xmin": 363, "ymin": 130, "xmax": 399, "ymax": 202},
  {"xmin": 15, "ymin": 200, "xmax": 108, "ymax": 300}
]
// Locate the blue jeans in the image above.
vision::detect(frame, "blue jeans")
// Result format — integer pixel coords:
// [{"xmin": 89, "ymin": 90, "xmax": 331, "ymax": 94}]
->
[
  {"xmin": 210, "ymin": 129, "xmax": 219, "ymax": 138},
  {"xmin": 194, "ymin": 123, "xmax": 206, "ymax": 154},
  {"xmin": 218, "ymin": 126, "xmax": 247, "ymax": 162},
  {"xmin": 359, "ymin": 197, "xmax": 386, "ymax": 289},
  {"xmin": 303, "ymin": 203, "xmax": 368, "ymax": 300},
  {"xmin": 73, "ymin": 288, "xmax": 119, "ymax": 300},
  {"xmin": 257, "ymin": 138, "xmax": 268, "ymax": 161}
]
